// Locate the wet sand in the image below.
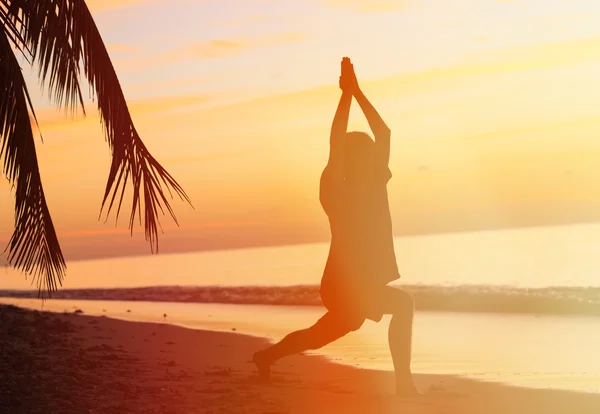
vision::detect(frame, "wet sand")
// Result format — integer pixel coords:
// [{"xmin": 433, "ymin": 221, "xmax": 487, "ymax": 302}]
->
[{"xmin": 2, "ymin": 304, "xmax": 600, "ymax": 414}]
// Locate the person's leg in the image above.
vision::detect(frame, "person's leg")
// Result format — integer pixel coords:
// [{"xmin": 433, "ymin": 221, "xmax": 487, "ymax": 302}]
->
[
  {"xmin": 253, "ymin": 310, "xmax": 364, "ymax": 378},
  {"xmin": 375, "ymin": 286, "xmax": 420, "ymax": 396}
]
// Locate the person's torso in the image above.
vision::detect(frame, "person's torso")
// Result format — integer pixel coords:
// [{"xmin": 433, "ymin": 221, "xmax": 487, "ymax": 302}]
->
[{"xmin": 321, "ymin": 172, "xmax": 399, "ymax": 288}]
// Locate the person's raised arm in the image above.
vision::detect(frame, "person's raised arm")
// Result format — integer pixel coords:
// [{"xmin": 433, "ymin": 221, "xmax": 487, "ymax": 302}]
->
[
  {"xmin": 325, "ymin": 57, "xmax": 354, "ymax": 180},
  {"xmin": 327, "ymin": 92, "xmax": 351, "ymax": 175},
  {"xmin": 347, "ymin": 61, "xmax": 391, "ymax": 167}
]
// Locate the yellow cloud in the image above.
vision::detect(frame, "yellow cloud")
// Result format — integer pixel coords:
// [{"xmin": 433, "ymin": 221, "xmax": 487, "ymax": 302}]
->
[
  {"xmin": 86, "ymin": 0, "xmax": 157, "ymax": 13},
  {"xmin": 342, "ymin": 35, "xmax": 600, "ymax": 106},
  {"xmin": 105, "ymin": 34, "xmax": 600, "ymax": 143},
  {"xmin": 32, "ymin": 94, "xmax": 212, "ymax": 132},
  {"xmin": 124, "ymin": 75, "xmax": 220, "ymax": 95},
  {"xmin": 440, "ymin": 117, "xmax": 600, "ymax": 144},
  {"xmin": 185, "ymin": 32, "xmax": 306, "ymax": 59},
  {"xmin": 163, "ymin": 34, "xmax": 600, "ymax": 124},
  {"xmin": 107, "ymin": 43, "xmax": 139, "ymax": 54},
  {"xmin": 113, "ymin": 32, "xmax": 306, "ymax": 71},
  {"xmin": 469, "ymin": 36, "xmax": 600, "ymax": 69},
  {"xmin": 128, "ymin": 95, "xmax": 212, "ymax": 115},
  {"xmin": 322, "ymin": 0, "xmax": 410, "ymax": 12}
]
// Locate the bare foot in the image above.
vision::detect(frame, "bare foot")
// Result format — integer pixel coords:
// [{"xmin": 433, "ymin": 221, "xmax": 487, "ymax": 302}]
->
[
  {"xmin": 253, "ymin": 350, "xmax": 271, "ymax": 380},
  {"xmin": 396, "ymin": 382, "xmax": 423, "ymax": 398}
]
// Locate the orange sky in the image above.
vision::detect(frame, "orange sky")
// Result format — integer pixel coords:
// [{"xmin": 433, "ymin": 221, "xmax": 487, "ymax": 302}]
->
[{"xmin": 2, "ymin": 0, "xmax": 600, "ymax": 261}]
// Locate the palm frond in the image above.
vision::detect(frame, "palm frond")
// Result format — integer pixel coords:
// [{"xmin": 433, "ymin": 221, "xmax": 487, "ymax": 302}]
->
[
  {"xmin": 11, "ymin": 0, "xmax": 190, "ymax": 241},
  {"xmin": 1, "ymin": 0, "xmax": 190, "ymax": 296},
  {"xmin": 0, "ymin": 2, "xmax": 31, "ymax": 60},
  {"xmin": 71, "ymin": 0, "xmax": 192, "ymax": 253},
  {"xmin": 0, "ymin": 25, "xmax": 65, "ymax": 297},
  {"xmin": 3, "ymin": 0, "xmax": 85, "ymax": 115}
]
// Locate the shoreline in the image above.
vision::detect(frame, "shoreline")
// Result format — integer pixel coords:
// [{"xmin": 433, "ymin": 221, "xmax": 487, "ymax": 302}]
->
[
  {"xmin": 2, "ymin": 304, "xmax": 600, "ymax": 413},
  {"xmin": 3, "ymin": 283, "xmax": 600, "ymax": 317}
]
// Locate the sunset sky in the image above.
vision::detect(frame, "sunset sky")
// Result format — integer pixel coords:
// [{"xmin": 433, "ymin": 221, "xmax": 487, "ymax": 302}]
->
[{"xmin": 2, "ymin": 0, "xmax": 600, "ymax": 261}]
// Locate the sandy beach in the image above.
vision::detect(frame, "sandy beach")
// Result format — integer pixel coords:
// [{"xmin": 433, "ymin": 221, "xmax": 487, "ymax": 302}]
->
[{"xmin": 2, "ymin": 304, "xmax": 600, "ymax": 414}]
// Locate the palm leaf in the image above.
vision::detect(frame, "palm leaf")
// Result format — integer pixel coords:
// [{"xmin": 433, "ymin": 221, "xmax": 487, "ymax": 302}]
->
[
  {"xmin": 0, "ymin": 25, "xmax": 65, "ymax": 297},
  {"xmin": 3, "ymin": 0, "xmax": 85, "ymax": 115},
  {"xmin": 71, "ymin": 0, "xmax": 191, "ymax": 252},
  {"xmin": 68, "ymin": 1, "xmax": 191, "ymax": 246},
  {"xmin": 0, "ymin": 3, "xmax": 30, "ymax": 59},
  {"xmin": 1, "ymin": 0, "xmax": 191, "ymax": 295}
]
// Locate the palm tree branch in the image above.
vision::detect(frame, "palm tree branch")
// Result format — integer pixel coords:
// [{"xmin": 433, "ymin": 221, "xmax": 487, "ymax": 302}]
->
[
  {"xmin": 0, "ymin": 25, "xmax": 65, "ymax": 297},
  {"xmin": 5, "ymin": 0, "xmax": 191, "ymax": 259},
  {"xmin": 69, "ymin": 0, "xmax": 191, "ymax": 253},
  {"xmin": 0, "ymin": 3, "xmax": 32, "ymax": 60},
  {"xmin": 3, "ymin": 0, "xmax": 85, "ymax": 115}
]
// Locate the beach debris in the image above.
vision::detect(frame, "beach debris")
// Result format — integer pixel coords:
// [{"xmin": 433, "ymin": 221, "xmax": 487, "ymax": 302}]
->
[
  {"xmin": 163, "ymin": 313, "xmax": 167, "ymax": 318},
  {"xmin": 231, "ymin": 328, "xmax": 237, "ymax": 331},
  {"xmin": 73, "ymin": 309, "xmax": 84, "ymax": 315},
  {"xmin": 205, "ymin": 367, "xmax": 233, "ymax": 377},
  {"xmin": 87, "ymin": 344, "xmax": 116, "ymax": 352},
  {"xmin": 126, "ymin": 309, "xmax": 131, "ymax": 313}
]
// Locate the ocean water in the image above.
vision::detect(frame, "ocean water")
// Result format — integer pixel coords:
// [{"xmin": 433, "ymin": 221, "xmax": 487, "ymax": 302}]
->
[
  {"xmin": 3, "ymin": 222, "xmax": 600, "ymax": 291},
  {"xmin": 3, "ymin": 222, "xmax": 600, "ymax": 316},
  {"xmin": 3, "ymin": 223, "xmax": 600, "ymax": 392}
]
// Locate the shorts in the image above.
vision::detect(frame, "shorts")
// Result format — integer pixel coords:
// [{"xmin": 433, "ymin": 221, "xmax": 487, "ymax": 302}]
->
[{"xmin": 320, "ymin": 281, "xmax": 386, "ymax": 325}]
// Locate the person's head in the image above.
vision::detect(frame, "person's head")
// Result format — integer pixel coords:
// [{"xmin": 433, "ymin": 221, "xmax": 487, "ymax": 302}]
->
[{"xmin": 344, "ymin": 131, "xmax": 375, "ymax": 181}]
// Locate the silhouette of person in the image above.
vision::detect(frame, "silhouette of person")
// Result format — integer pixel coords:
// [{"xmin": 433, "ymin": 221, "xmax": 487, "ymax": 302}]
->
[{"xmin": 254, "ymin": 57, "xmax": 420, "ymax": 396}]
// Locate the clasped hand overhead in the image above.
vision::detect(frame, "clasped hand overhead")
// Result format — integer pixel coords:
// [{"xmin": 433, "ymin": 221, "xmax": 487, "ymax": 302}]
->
[{"xmin": 339, "ymin": 57, "xmax": 360, "ymax": 94}]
